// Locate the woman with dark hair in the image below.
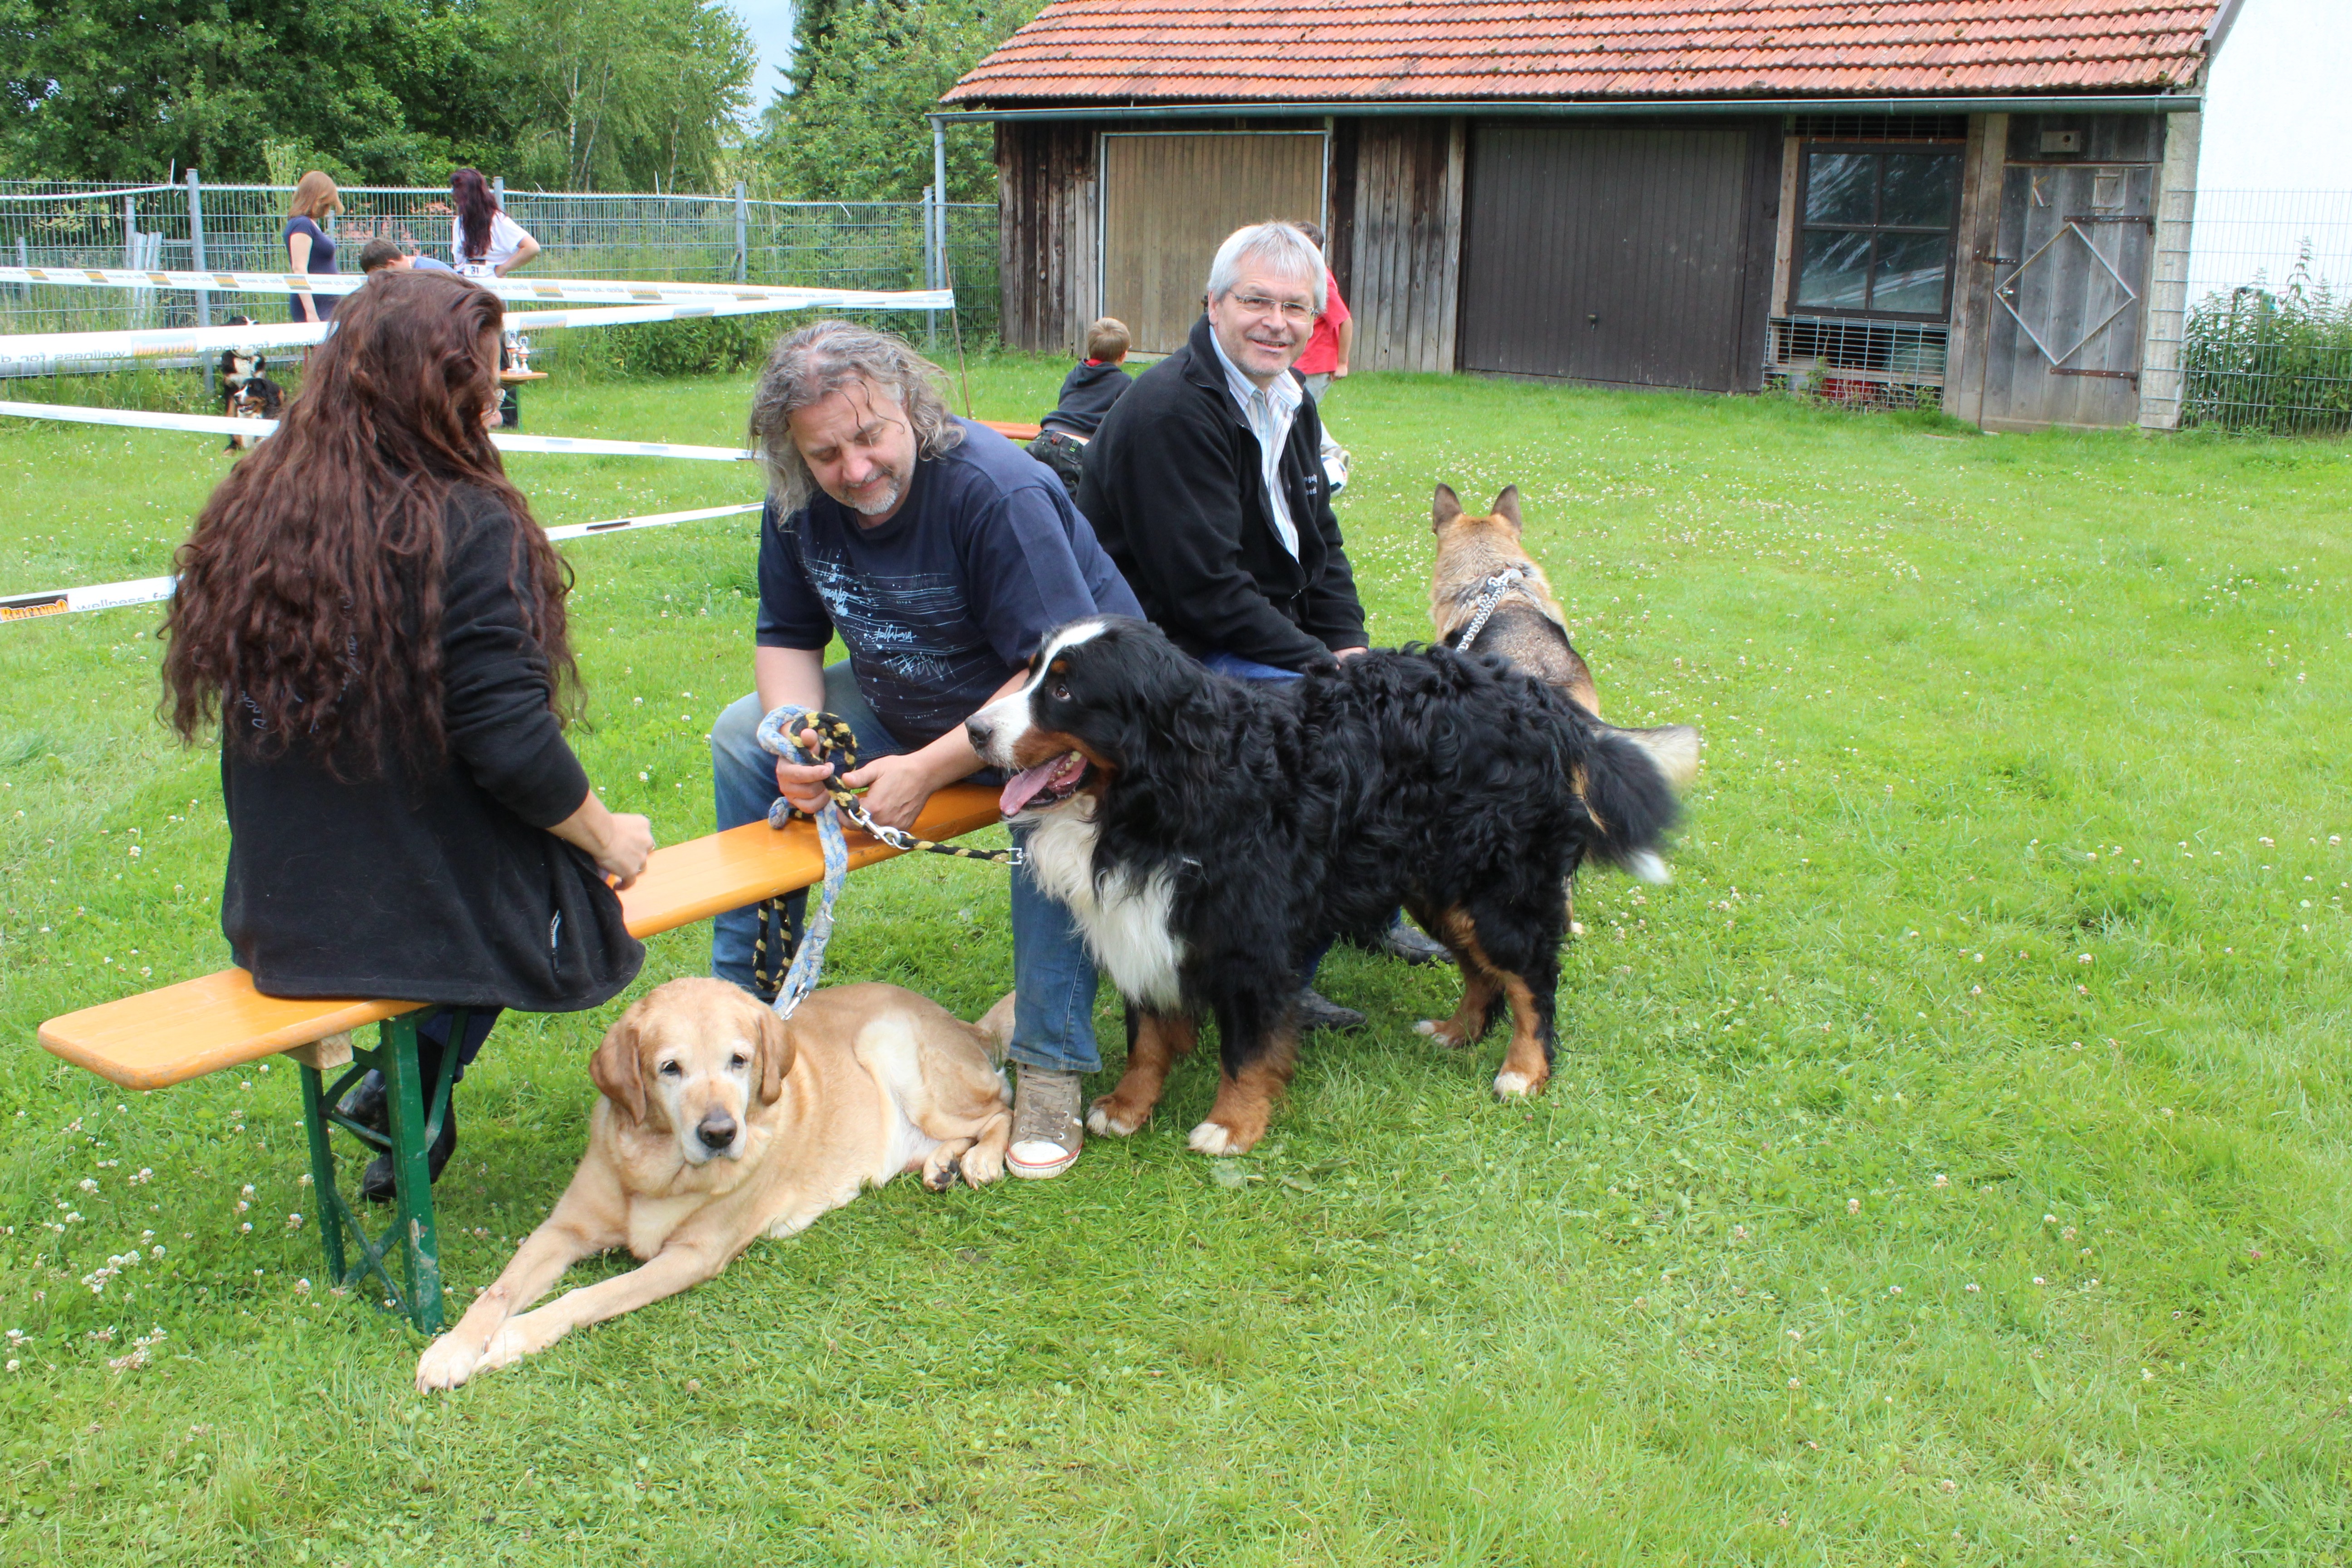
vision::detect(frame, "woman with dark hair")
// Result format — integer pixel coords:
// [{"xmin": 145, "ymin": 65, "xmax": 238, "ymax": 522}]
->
[
  {"xmin": 162, "ymin": 269, "xmax": 651, "ymax": 1198},
  {"xmin": 449, "ymin": 168, "xmax": 540, "ymax": 278},
  {"xmin": 282, "ymin": 171, "xmax": 343, "ymax": 323}
]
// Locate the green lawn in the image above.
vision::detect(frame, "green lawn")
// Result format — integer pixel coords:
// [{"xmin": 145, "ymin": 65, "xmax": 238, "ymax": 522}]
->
[{"xmin": 2, "ymin": 356, "xmax": 2348, "ymax": 1566}]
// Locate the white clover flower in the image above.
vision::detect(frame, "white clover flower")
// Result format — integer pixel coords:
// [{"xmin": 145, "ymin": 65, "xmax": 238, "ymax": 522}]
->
[
  {"xmin": 239, "ymin": 1222, "xmax": 252, "ymax": 1234},
  {"xmin": 240, "ymin": 1184, "xmax": 255, "ymax": 1198},
  {"xmin": 1965, "ymin": 1283, "xmax": 1981, "ymax": 1294},
  {"xmin": 1846, "ymin": 1198, "xmax": 1861, "ymax": 1215},
  {"xmin": 78, "ymin": 1178, "xmax": 98, "ymax": 1194}
]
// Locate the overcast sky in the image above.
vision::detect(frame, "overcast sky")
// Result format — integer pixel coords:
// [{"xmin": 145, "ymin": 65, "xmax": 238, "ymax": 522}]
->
[
  {"xmin": 2190, "ymin": 0, "xmax": 2352, "ymax": 294},
  {"xmin": 737, "ymin": 0, "xmax": 795, "ymax": 116}
]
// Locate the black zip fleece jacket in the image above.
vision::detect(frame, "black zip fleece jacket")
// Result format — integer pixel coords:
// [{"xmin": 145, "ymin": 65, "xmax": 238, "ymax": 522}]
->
[
  {"xmin": 219, "ymin": 487, "xmax": 642, "ymax": 1010},
  {"xmin": 1075, "ymin": 314, "xmax": 1367, "ymax": 671}
]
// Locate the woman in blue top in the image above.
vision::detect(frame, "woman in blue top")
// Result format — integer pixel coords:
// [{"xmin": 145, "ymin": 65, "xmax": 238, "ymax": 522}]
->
[{"xmin": 282, "ymin": 172, "xmax": 342, "ymax": 324}]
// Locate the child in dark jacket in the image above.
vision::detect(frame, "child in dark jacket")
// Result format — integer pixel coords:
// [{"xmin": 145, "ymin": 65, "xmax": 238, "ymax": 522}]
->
[{"xmin": 1027, "ymin": 317, "xmax": 1132, "ymax": 498}]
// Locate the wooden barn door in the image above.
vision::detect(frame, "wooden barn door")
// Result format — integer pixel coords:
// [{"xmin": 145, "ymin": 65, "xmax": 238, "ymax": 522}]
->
[
  {"xmin": 1458, "ymin": 123, "xmax": 1769, "ymax": 389},
  {"xmin": 1975, "ymin": 162, "xmax": 2156, "ymax": 429},
  {"xmin": 1099, "ymin": 132, "xmax": 1328, "ymax": 354}
]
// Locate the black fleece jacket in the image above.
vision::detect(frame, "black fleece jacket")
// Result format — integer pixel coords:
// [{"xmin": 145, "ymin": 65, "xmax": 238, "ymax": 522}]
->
[
  {"xmin": 1076, "ymin": 314, "xmax": 1366, "ymax": 671},
  {"xmin": 219, "ymin": 487, "xmax": 642, "ymax": 1010}
]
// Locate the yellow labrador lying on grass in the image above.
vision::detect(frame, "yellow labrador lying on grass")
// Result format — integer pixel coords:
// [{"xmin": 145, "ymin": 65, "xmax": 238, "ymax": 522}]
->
[{"xmin": 416, "ymin": 977, "xmax": 1013, "ymax": 1391}]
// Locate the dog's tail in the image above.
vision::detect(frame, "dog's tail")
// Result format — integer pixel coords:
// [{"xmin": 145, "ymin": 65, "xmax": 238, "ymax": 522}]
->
[
  {"xmin": 971, "ymin": 992, "xmax": 1017, "ymax": 1063},
  {"xmin": 1575, "ymin": 724, "xmax": 1692, "ymax": 885}
]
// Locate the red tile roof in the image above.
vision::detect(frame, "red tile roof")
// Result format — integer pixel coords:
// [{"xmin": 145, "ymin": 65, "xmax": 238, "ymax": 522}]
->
[{"xmin": 944, "ymin": 0, "xmax": 2224, "ymax": 105}]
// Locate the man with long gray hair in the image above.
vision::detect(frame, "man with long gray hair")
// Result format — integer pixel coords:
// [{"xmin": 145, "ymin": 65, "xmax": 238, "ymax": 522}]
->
[{"xmin": 708, "ymin": 320, "xmax": 1143, "ymax": 1179}]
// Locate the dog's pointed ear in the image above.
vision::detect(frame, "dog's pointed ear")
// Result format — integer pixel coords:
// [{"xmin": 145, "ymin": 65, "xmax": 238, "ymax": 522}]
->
[
  {"xmin": 755, "ymin": 1005, "xmax": 793, "ymax": 1107},
  {"xmin": 1490, "ymin": 485, "xmax": 1523, "ymax": 531},
  {"xmin": 588, "ymin": 1005, "xmax": 647, "ymax": 1123},
  {"xmin": 1432, "ymin": 483, "xmax": 1462, "ymax": 532}
]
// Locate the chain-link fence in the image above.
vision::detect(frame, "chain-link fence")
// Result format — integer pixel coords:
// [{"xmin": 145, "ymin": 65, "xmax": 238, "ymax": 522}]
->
[
  {"xmin": 0, "ymin": 180, "xmax": 998, "ymax": 356},
  {"xmin": 2179, "ymin": 189, "xmax": 2352, "ymax": 435}
]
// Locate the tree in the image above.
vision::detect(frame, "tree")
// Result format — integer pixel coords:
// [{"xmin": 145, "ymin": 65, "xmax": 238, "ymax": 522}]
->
[
  {"xmin": 0, "ymin": 0, "xmax": 519, "ymax": 183},
  {"xmin": 0, "ymin": 0, "xmax": 755, "ymax": 191},
  {"xmin": 498, "ymin": 0, "xmax": 754, "ymax": 191},
  {"xmin": 752, "ymin": 0, "xmax": 1030, "ymax": 203}
]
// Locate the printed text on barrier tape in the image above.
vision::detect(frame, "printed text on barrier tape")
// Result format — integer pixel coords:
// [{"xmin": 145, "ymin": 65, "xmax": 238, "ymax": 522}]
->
[
  {"xmin": 2, "ymin": 506, "xmax": 764, "ymax": 624},
  {"xmin": 0, "ymin": 264, "xmax": 953, "ymax": 311},
  {"xmin": 0, "ymin": 399, "xmax": 756, "ymax": 460},
  {"xmin": 0, "ymin": 293, "xmax": 923, "ymax": 368}
]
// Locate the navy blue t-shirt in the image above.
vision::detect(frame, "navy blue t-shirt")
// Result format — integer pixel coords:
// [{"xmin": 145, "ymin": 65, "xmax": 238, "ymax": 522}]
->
[
  {"xmin": 281, "ymin": 216, "xmax": 338, "ymax": 323},
  {"xmin": 756, "ymin": 417, "xmax": 1143, "ymax": 749}
]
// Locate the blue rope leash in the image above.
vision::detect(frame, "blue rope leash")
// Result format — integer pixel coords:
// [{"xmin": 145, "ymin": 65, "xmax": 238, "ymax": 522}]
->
[{"xmin": 752, "ymin": 705, "xmax": 1021, "ymax": 1021}]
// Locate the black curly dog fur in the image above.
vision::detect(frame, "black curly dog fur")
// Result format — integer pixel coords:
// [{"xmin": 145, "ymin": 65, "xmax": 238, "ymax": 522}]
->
[{"xmin": 966, "ymin": 616, "xmax": 1682, "ymax": 1155}]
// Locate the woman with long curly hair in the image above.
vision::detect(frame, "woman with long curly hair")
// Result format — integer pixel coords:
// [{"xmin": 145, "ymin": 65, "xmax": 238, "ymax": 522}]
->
[{"xmin": 163, "ymin": 268, "xmax": 651, "ymax": 1198}]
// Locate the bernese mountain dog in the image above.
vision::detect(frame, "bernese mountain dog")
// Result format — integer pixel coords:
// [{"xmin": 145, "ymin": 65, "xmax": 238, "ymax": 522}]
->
[
  {"xmin": 216, "ymin": 324, "xmax": 283, "ymax": 451},
  {"xmin": 966, "ymin": 616, "xmax": 1688, "ymax": 1157}
]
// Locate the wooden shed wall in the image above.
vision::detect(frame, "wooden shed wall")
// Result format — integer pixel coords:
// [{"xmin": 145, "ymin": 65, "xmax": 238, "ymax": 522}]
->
[
  {"xmin": 1346, "ymin": 118, "xmax": 1465, "ymax": 373},
  {"xmin": 995, "ymin": 120, "xmax": 1097, "ymax": 354}
]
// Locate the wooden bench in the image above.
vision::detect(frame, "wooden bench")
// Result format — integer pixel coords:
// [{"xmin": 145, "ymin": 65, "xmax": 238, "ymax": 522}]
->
[
  {"xmin": 37, "ymin": 784, "xmax": 1004, "ymax": 1333},
  {"xmin": 979, "ymin": 419, "xmax": 1042, "ymax": 442}
]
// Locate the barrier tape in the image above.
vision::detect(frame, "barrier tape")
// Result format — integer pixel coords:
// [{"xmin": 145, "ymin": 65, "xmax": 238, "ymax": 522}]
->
[
  {"xmin": 0, "ymin": 398, "xmax": 758, "ymax": 461},
  {"xmin": 0, "ymin": 292, "xmax": 925, "ymax": 371},
  {"xmin": 2, "ymin": 503, "xmax": 765, "ymax": 625},
  {"xmin": 0, "ymin": 264, "xmax": 954, "ymax": 311}
]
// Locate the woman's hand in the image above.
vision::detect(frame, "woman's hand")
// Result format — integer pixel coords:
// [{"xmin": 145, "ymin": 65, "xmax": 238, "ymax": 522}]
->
[
  {"xmin": 550, "ymin": 789, "xmax": 656, "ymax": 889},
  {"xmin": 595, "ymin": 812, "xmax": 655, "ymax": 888}
]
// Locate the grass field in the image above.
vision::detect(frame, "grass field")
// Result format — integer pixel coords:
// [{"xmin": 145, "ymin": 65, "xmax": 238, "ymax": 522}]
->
[{"xmin": 1, "ymin": 356, "xmax": 2348, "ymax": 1566}]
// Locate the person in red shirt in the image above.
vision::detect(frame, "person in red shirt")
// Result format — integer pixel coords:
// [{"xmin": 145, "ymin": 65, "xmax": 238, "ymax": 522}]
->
[{"xmin": 1290, "ymin": 220, "xmax": 1352, "ymax": 402}]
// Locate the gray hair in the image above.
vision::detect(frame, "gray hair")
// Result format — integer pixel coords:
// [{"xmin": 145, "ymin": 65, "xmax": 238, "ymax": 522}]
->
[
  {"xmin": 747, "ymin": 320, "xmax": 965, "ymax": 513},
  {"xmin": 1205, "ymin": 222, "xmax": 1328, "ymax": 314}
]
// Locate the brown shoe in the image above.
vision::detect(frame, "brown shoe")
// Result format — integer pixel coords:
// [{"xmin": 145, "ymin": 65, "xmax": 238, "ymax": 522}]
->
[{"xmin": 1008, "ymin": 1065, "xmax": 1083, "ymax": 1179}]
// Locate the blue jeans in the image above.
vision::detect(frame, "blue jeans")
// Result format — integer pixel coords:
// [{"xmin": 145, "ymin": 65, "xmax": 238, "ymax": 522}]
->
[{"xmin": 709, "ymin": 663, "xmax": 1103, "ymax": 1075}]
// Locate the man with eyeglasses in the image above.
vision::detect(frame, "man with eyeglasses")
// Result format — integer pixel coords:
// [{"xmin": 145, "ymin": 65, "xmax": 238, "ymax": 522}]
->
[{"xmin": 1077, "ymin": 221, "xmax": 1449, "ymax": 1030}]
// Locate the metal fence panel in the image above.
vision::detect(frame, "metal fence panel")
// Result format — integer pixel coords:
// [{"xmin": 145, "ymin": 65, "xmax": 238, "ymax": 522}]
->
[
  {"xmin": 2179, "ymin": 189, "xmax": 2352, "ymax": 435},
  {"xmin": 0, "ymin": 181, "xmax": 999, "ymax": 346}
]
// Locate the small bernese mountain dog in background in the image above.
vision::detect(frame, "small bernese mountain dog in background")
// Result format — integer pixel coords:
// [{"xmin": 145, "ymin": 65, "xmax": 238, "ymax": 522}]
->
[
  {"xmin": 216, "ymin": 321, "xmax": 283, "ymax": 451},
  {"xmin": 968, "ymin": 616, "xmax": 1691, "ymax": 1157}
]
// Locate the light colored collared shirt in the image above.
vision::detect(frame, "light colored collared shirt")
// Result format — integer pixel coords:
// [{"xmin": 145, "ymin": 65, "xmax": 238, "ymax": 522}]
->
[{"xmin": 1207, "ymin": 329, "xmax": 1303, "ymax": 559}]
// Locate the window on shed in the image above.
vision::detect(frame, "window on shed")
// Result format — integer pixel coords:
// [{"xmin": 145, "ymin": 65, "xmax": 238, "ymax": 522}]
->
[{"xmin": 1792, "ymin": 144, "xmax": 1964, "ymax": 320}]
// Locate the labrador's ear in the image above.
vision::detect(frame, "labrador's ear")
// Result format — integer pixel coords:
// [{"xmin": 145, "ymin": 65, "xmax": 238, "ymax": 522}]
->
[
  {"xmin": 1432, "ymin": 483, "xmax": 1463, "ymax": 532},
  {"xmin": 1490, "ymin": 485, "xmax": 1523, "ymax": 532},
  {"xmin": 589, "ymin": 1004, "xmax": 647, "ymax": 1123},
  {"xmin": 755, "ymin": 1004, "xmax": 794, "ymax": 1107}
]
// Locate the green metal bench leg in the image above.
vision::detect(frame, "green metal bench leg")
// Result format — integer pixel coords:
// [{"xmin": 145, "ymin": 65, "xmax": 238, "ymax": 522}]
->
[
  {"xmin": 380, "ymin": 1013, "xmax": 447, "ymax": 1333},
  {"xmin": 292, "ymin": 1011, "xmax": 457, "ymax": 1334}
]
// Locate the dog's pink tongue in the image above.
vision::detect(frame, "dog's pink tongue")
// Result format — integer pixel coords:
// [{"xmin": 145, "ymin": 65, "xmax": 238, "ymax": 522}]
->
[{"xmin": 999, "ymin": 759, "xmax": 1064, "ymax": 817}]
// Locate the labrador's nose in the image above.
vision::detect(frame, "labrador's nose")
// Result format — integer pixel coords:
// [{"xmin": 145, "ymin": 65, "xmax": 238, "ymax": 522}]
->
[{"xmin": 696, "ymin": 1111, "xmax": 737, "ymax": 1151}]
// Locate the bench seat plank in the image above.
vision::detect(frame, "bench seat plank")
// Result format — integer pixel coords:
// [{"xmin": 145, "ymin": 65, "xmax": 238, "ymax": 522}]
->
[
  {"xmin": 37, "ymin": 784, "xmax": 1005, "ymax": 1091},
  {"xmin": 979, "ymin": 419, "xmax": 1041, "ymax": 442}
]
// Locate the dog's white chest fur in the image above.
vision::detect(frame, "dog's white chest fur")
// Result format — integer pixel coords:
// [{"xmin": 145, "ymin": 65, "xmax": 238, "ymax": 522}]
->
[{"xmin": 1023, "ymin": 810, "xmax": 1185, "ymax": 1009}]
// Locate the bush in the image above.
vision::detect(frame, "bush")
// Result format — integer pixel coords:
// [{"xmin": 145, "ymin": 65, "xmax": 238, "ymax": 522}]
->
[{"xmin": 2180, "ymin": 247, "xmax": 2352, "ymax": 436}]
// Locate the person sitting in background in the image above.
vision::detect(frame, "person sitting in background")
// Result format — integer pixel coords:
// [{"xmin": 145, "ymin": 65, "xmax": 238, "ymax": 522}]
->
[
  {"xmin": 1290, "ymin": 220, "xmax": 1352, "ymax": 403},
  {"xmin": 450, "ymin": 169, "xmax": 540, "ymax": 279},
  {"xmin": 1025, "ymin": 316, "xmax": 1133, "ymax": 499},
  {"xmin": 161, "ymin": 269, "xmax": 652, "ymax": 1201},
  {"xmin": 358, "ymin": 237, "xmax": 455, "ymax": 275},
  {"xmin": 282, "ymin": 172, "xmax": 343, "ymax": 325}
]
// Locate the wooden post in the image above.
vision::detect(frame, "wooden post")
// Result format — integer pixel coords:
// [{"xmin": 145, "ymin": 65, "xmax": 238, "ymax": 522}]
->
[{"xmin": 2137, "ymin": 112, "xmax": 2202, "ymax": 431}]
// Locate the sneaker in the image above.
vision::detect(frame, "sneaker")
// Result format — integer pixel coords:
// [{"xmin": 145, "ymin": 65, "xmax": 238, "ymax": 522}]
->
[
  {"xmin": 1373, "ymin": 919, "xmax": 1450, "ymax": 966},
  {"xmin": 360, "ymin": 1101, "xmax": 457, "ymax": 1204},
  {"xmin": 1007, "ymin": 1066, "xmax": 1083, "ymax": 1179},
  {"xmin": 1293, "ymin": 988, "xmax": 1367, "ymax": 1034}
]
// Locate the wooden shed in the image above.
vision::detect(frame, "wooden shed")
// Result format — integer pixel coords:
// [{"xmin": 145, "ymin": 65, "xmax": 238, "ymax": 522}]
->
[{"xmin": 940, "ymin": 0, "xmax": 2243, "ymax": 431}]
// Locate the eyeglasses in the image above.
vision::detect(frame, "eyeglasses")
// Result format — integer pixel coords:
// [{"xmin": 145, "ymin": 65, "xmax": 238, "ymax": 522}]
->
[{"xmin": 1229, "ymin": 292, "xmax": 1318, "ymax": 324}]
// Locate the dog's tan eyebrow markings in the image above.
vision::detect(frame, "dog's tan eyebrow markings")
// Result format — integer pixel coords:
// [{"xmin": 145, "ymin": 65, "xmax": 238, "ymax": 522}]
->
[{"xmin": 1049, "ymin": 658, "xmax": 1070, "ymax": 675}]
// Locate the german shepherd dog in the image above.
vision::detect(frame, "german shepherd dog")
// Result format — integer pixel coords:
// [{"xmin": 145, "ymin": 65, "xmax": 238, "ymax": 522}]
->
[
  {"xmin": 1429, "ymin": 483, "xmax": 1700, "ymax": 929},
  {"xmin": 216, "ymin": 322, "xmax": 283, "ymax": 452},
  {"xmin": 968, "ymin": 618, "xmax": 1687, "ymax": 1155}
]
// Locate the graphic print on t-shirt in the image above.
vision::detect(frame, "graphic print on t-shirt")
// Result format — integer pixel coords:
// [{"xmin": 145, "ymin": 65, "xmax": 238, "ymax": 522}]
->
[{"xmin": 796, "ymin": 550, "xmax": 1002, "ymax": 744}]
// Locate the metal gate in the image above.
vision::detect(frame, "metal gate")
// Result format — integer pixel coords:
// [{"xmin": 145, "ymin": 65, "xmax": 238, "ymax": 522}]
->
[
  {"xmin": 1458, "ymin": 123, "xmax": 1766, "ymax": 389},
  {"xmin": 1978, "ymin": 162, "xmax": 2156, "ymax": 428}
]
